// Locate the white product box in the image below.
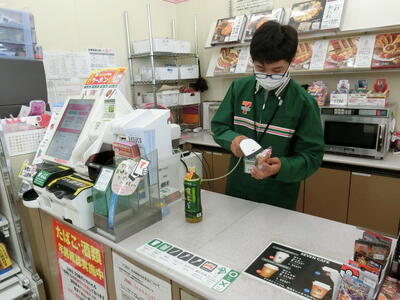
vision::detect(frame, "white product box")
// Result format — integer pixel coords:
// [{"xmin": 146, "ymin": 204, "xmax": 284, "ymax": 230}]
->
[
  {"xmin": 348, "ymin": 93, "xmax": 368, "ymax": 106},
  {"xmin": 133, "ymin": 38, "xmax": 175, "ymax": 54},
  {"xmin": 174, "ymin": 40, "xmax": 191, "ymax": 53},
  {"xmin": 179, "ymin": 92, "xmax": 200, "ymax": 105},
  {"xmin": 143, "ymin": 90, "xmax": 179, "ymax": 107},
  {"xmin": 156, "ymin": 66, "xmax": 179, "ymax": 80},
  {"xmin": 179, "ymin": 65, "xmax": 199, "ymax": 79},
  {"xmin": 140, "ymin": 67, "xmax": 153, "ymax": 81}
]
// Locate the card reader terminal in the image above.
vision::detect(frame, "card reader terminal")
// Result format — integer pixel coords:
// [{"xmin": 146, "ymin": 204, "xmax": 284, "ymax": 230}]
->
[
  {"xmin": 47, "ymin": 175, "xmax": 93, "ymax": 200},
  {"xmin": 33, "ymin": 165, "xmax": 73, "ymax": 188}
]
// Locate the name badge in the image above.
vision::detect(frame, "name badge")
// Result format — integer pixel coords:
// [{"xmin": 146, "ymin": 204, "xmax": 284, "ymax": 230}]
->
[{"xmin": 244, "ymin": 157, "xmax": 256, "ymax": 174}]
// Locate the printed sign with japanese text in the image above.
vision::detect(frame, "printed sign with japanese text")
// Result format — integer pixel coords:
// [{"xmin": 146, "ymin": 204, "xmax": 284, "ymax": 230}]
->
[{"xmin": 53, "ymin": 219, "xmax": 108, "ymax": 300}]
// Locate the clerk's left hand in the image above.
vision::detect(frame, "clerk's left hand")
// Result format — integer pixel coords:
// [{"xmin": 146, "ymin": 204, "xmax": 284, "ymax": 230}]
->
[{"xmin": 250, "ymin": 157, "xmax": 281, "ymax": 180}]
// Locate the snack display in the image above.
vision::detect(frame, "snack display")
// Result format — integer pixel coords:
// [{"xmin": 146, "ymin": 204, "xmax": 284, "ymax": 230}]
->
[
  {"xmin": 338, "ymin": 275, "xmax": 370, "ymax": 300},
  {"xmin": 289, "ymin": 0, "xmax": 326, "ymax": 32},
  {"xmin": 244, "ymin": 8, "xmax": 285, "ymax": 41},
  {"xmin": 291, "ymin": 41, "xmax": 313, "ymax": 70},
  {"xmin": 307, "ymin": 81, "xmax": 328, "ymax": 106},
  {"xmin": 372, "ymin": 33, "xmax": 400, "ymax": 69},
  {"xmin": 324, "ymin": 37, "xmax": 359, "ymax": 69},
  {"xmin": 211, "ymin": 15, "xmax": 246, "ymax": 45},
  {"xmin": 214, "ymin": 47, "xmax": 241, "ymax": 73}
]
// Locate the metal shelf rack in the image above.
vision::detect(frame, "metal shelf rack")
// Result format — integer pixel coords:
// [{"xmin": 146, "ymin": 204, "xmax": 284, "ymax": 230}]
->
[{"xmin": 124, "ymin": 6, "xmax": 200, "ymax": 108}]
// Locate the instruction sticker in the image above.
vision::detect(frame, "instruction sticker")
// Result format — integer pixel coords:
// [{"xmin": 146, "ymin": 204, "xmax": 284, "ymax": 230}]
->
[{"xmin": 137, "ymin": 238, "xmax": 240, "ymax": 293}]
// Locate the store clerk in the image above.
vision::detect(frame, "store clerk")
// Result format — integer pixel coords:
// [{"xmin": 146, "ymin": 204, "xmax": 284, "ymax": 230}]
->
[{"xmin": 211, "ymin": 21, "xmax": 324, "ymax": 210}]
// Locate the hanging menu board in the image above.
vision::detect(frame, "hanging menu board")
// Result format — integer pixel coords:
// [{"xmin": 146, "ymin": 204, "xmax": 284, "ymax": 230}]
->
[{"xmin": 245, "ymin": 242, "xmax": 342, "ymax": 300}]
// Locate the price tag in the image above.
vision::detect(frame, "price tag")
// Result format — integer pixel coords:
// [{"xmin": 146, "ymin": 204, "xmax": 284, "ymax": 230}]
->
[{"xmin": 330, "ymin": 93, "xmax": 348, "ymax": 106}]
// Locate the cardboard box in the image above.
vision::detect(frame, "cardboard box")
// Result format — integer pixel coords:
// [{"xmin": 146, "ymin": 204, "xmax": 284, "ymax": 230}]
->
[
  {"xmin": 348, "ymin": 93, "xmax": 368, "ymax": 106},
  {"xmin": 175, "ymin": 40, "xmax": 191, "ymax": 53},
  {"xmin": 179, "ymin": 92, "xmax": 200, "ymax": 105},
  {"xmin": 179, "ymin": 65, "xmax": 199, "ymax": 79},
  {"xmin": 133, "ymin": 38, "xmax": 175, "ymax": 54}
]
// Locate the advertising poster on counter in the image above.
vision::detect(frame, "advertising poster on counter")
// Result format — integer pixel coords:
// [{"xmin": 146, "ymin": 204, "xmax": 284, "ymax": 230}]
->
[
  {"xmin": 52, "ymin": 219, "xmax": 108, "ymax": 300},
  {"xmin": 245, "ymin": 242, "xmax": 342, "ymax": 300},
  {"xmin": 113, "ymin": 252, "xmax": 172, "ymax": 300}
]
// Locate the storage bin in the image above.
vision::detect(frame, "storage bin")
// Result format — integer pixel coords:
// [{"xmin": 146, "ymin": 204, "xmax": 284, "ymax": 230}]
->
[
  {"xmin": 143, "ymin": 90, "xmax": 179, "ymax": 107},
  {"xmin": 178, "ymin": 92, "xmax": 200, "ymax": 105},
  {"xmin": 0, "ymin": 8, "xmax": 34, "ymax": 29},
  {"xmin": 179, "ymin": 65, "xmax": 198, "ymax": 79},
  {"xmin": 182, "ymin": 106, "xmax": 200, "ymax": 124},
  {"xmin": 0, "ymin": 26, "xmax": 36, "ymax": 44},
  {"xmin": 156, "ymin": 66, "xmax": 179, "ymax": 80},
  {"xmin": 0, "ymin": 42, "xmax": 34, "ymax": 59},
  {"xmin": 174, "ymin": 40, "xmax": 191, "ymax": 54},
  {"xmin": 133, "ymin": 38, "xmax": 175, "ymax": 54}
]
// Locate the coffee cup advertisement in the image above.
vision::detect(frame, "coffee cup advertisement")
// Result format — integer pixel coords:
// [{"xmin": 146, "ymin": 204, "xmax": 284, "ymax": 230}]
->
[{"xmin": 245, "ymin": 242, "xmax": 342, "ymax": 300}]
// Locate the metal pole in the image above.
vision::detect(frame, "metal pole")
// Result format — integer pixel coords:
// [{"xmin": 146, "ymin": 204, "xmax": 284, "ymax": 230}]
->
[
  {"xmin": 124, "ymin": 11, "xmax": 135, "ymax": 106},
  {"xmin": 172, "ymin": 19, "xmax": 176, "ymax": 40},
  {"xmin": 194, "ymin": 15, "xmax": 199, "ymax": 64},
  {"xmin": 147, "ymin": 3, "xmax": 157, "ymax": 107}
]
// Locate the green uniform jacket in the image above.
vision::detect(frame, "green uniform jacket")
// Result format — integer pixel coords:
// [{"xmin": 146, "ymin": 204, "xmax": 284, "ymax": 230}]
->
[{"xmin": 211, "ymin": 76, "xmax": 324, "ymax": 210}]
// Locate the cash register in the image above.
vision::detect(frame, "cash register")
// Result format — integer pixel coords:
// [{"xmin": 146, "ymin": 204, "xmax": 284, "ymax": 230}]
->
[{"xmin": 31, "ymin": 96, "xmax": 133, "ymax": 230}]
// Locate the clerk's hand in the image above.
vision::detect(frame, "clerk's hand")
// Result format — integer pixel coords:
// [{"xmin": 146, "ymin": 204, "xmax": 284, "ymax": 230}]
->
[
  {"xmin": 250, "ymin": 157, "xmax": 281, "ymax": 180},
  {"xmin": 230, "ymin": 135, "xmax": 247, "ymax": 157}
]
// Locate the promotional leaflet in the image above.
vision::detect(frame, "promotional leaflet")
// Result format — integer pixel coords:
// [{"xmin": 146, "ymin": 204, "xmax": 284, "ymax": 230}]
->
[
  {"xmin": 372, "ymin": 33, "xmax": 400, "ymax": 69},
  {"xmin": 245, "ymin": 242, "xmax": 342, "ymax": 300},
  {"xmin": 81, "ymin": 67, "xmax": 126, "ymax": 99},
  {"xmin": 214, "ymin": 47, "xmax": 242, "ymax": 74},
  {"xmin": 52, "ymin": 219, "xmax": 107, "ymax": 300},
  {"xmin": 210, "ymin": 15, "xmax": 247, "ymax": 45},
  {"xmin": 324, "ymin": 37, "xmax": 359, "ymax": 69},
  {"xmin": 243, "ymin": 8, "xmax": 285, "ymax": 41},
  {"xmin": 291, "ymin": 41, "xmax": 313, "ymax": 71},
  {"xmin": 355, "ymin": 35, "xmax": 376, "ymax": 68},
  {"xmin": 137, "ymin": 238, "xmax": 240, "ymax": 293},
  {"xmin": 113, "ymin": 252, "xmax": 172, "ymax": 300},
  {"xmin": 310, "ymin": 40, "xmax": 329, "ymax": 70},
  {"xmin": 320, "ymin": 0, "xmax": 345, "ymax": 30},
  {"xmin": 289, "ymin": 0, "xmax": 326, "ymax": 33}
]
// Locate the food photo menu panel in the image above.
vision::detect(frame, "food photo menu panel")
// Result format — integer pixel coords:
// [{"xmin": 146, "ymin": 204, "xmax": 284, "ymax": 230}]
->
[{"xmin": 245, "ymin": 242, "xmax": 342, "ymax": 300}]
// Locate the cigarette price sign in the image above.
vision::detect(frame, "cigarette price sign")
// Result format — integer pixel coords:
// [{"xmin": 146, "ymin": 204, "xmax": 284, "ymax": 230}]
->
[
  {"xmin": 53, "ymin": 219, "xmax": 108, "ymax": 300},
  {"xmin": 245, "ymin": 242, "xmax": 342, "ymax": 300}
]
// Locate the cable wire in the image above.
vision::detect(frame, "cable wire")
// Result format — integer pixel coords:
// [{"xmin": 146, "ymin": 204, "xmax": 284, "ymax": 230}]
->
[{"xmin": 202, "ymin": 156, "xmax": 242, "ymax": 182}]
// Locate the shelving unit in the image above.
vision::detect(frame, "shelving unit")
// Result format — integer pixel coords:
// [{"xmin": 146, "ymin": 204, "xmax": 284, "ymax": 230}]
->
[
  {"xmin": 205, "ymin": 23, "xmax": 400, "ymax": 79},
  {"xmin": 124, "ymin": 6, "xmax": 202, "ymax": 130}
]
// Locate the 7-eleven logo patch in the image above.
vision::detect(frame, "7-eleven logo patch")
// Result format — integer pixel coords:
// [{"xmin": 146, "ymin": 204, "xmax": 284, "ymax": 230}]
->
[{"xmin": 241, "ymin": 101, "xmax": 252, "ymax": 115}]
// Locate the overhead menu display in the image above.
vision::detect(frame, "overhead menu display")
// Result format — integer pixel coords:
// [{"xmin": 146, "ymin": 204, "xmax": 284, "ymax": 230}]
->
[
  {"xmin": 137, "ymin": 238, "xmax": 240, "ymax": 293},
  {"xmin": 245, "ymin": 242, "xmax": 342, "ymax": 300}
]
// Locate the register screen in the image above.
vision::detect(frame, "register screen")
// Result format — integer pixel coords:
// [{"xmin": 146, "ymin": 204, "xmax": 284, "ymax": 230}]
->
[{"xmin": 46, "ymin": 99, "xmax": 95, "ymax": 161}]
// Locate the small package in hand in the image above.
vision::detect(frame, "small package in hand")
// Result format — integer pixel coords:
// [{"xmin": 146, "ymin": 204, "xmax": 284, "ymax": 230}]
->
[{"xmin": 256, "ymin": 147, "xmax": 272, "ymax": 169}]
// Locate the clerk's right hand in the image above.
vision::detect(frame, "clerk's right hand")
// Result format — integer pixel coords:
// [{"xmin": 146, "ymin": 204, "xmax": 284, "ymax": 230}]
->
[{"xmin": 230, "ymin": 135, "xmax": 247, "ymax": 157}]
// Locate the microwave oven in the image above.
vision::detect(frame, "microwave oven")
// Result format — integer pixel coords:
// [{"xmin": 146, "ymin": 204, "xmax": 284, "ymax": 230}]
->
[{"xmin": 320, "ymin": 106, "xmax": 394, "ymax": 159}]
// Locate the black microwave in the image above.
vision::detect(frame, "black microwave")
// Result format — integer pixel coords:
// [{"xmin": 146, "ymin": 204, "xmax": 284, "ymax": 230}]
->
[{"xmin": 320, "ymin": 106, "xmax": 394, "ymax": 159}]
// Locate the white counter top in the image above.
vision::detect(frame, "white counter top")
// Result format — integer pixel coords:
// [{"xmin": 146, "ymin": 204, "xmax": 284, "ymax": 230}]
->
[
  {"xmin": 81, "ymin": 190, "xmax": 368, "ymax": 300},
  {"xmin": 182, "ymin": 131, "xmax": 400, "ymax": 171}
]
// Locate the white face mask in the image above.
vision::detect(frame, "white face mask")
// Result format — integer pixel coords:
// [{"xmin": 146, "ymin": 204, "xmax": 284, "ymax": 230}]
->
[{"xmin": 255, "ymin": 71, "xmax": 289, "ymax": 91}]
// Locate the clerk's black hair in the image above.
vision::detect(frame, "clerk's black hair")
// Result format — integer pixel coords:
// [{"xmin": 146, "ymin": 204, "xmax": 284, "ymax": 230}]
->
[{"xmin": 250, "ymin": 21, "xmax": 298, "ymax": 64}]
